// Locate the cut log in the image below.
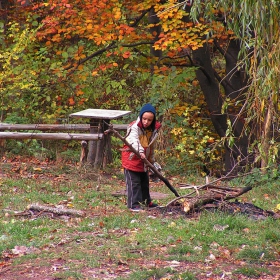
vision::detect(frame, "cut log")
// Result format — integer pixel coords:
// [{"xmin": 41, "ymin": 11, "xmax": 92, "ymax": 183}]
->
[
  {"xmin": 27, "ymin": 204, "xmax": 85, "ymax": 217},
  {"xmin": 0, "ymin": 132, "xmax": 103, "ymax": 141}
]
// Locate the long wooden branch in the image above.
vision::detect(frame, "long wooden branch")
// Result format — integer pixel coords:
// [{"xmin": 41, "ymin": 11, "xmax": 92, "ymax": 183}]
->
[
  {"xmin": 104, "ymin": 124, "xmax": 180, "ymax": 197},
  {"xmin": 27, "ymin": 204, "xmax": 85, "ymax": 217},
  {"xmin": 0, "ymin": 123, "xmax": 128, "ymax": 132}
]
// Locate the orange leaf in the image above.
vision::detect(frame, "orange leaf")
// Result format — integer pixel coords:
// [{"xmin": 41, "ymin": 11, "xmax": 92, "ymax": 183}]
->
[
  {"xmin": 78, "ymin": 98, "xmax": 86, "ymax": 105},
  {"xmin": 99, "ymin": 65, "xmax": 107, "ymax": 71},
  {"xmin": 68, "ymin": 97, "xmax": 75, "ymax": 106},
  {"xmin": 122, "ymin": 51, "xmax": 131, "ymax": 58},
  {"xmin": 76, "ymin": 90, "xmax": 84, "ymax": 96}
]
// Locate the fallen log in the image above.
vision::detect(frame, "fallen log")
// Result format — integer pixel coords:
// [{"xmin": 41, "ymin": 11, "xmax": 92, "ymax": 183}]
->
[
  {"xmin": 27, "ymin": 204, "xmax": 85, "ymax": 217},
  {"xmin": 104, "ymin": 124, "xmax": 180, "ymax": 197}
]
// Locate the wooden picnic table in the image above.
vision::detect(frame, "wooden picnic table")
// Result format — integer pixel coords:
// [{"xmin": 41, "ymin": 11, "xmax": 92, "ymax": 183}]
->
[{"xmin": 69, "ymin": 109, "xmax": 131, "ymax": 168}]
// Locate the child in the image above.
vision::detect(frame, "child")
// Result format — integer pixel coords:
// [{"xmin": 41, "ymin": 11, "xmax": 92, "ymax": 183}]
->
[{"xmin": 122, "ymin": 103, "xmax": 162, "ymax": 212}]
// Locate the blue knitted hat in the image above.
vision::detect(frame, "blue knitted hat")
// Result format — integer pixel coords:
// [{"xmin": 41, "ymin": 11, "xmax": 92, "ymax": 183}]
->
[{"xmin": 139, "ymin": 103, "xmax": 156, "ymax": 130}]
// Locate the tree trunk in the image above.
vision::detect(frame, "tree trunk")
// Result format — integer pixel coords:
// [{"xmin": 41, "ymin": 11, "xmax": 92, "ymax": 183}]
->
[
  {"xmin": 148, "ymin": 7, "xmax": 162, "ymax": 58},
  {"xmin": 193, "ymin": 43, "xmax": 228, "ymax": 138},
  {"xmin": 192, "ymin": 39, "xmax": 252, "ymax": 173}
]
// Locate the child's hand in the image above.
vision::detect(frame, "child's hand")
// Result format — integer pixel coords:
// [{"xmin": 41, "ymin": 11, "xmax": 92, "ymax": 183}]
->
[{"xmin": 140, "ymin": 153, "xmax": 146, "ymax": 159}]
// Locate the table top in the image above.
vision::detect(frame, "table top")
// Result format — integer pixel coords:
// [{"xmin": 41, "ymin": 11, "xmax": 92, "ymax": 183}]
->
[{"xmin": 69, "ymin": 109, "xmax": 131, "ymax": 120}]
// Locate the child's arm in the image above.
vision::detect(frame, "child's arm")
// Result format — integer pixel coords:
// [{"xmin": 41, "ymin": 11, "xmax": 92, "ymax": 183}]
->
[{"xmin": 126, "ymin": 125, "xmax": 145, "ymax": 154}]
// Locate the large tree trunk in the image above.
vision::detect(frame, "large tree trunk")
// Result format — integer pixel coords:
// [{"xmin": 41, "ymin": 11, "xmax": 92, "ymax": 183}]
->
[
  {"xmin": 223, "ymin": 40, "xmax": 252, "ymax": 169},
  {"xmin": 192, "ymin": 44, "xmax": 227, "ymax": 137},
  {"xmin": 192, "ymin": 39, "xmax": 252, "ymax": 173},
  {"xmin": 178, "ymin": 1, "xmax": 253, "ymax": 173}
]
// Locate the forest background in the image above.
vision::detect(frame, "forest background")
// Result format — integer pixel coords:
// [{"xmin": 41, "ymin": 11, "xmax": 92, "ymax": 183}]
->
[{"xmin": 0, "ymin": 0, "xmax": 280, "ymax": 176}]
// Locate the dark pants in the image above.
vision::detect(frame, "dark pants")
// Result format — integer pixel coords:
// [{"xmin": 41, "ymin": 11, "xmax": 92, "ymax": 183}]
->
[{"xmin": 124, "ymin": 168, "xmax": 151, "ymax": 209}]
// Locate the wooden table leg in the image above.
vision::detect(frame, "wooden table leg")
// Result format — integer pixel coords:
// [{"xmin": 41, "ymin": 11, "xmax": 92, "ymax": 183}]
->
[
  {"xmin": 87, "ymin": 119, "xmax": 114, "ymax": 168},
  {"xmin": 87, "ymin": 119, "xmax": 99, "ymax": 165},
  {"xmin": 94, "ymin": 119, "xmax": 104, "ymax": 168},
  {"xmin": 102, "ymin": 120, "xmax": 113, "ymax": 166}
]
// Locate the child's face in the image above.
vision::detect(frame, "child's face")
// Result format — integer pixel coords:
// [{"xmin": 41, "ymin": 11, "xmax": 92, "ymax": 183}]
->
[{"xmin": 141, "ymin": 112, "xmax": 154, "ymax": 128}]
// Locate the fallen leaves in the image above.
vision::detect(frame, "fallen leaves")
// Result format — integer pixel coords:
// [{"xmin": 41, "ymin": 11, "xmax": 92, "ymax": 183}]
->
[{"xmin": 11, "ymin": 245, "xmax": 40, "ymax": 256}]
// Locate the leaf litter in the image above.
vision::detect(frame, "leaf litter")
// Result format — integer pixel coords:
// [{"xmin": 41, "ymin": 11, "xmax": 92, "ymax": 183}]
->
[{"xmin": 0, "ymin": 156, "xmax": 279, "ymax": 280}]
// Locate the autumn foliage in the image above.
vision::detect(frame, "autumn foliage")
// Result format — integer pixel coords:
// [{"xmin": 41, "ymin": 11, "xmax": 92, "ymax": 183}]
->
[{"xmin": 3, "ymin": 0, "xmax": 273, "ymax": 172}]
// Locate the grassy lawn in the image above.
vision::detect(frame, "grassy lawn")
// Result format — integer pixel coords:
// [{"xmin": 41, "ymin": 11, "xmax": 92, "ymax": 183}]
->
[{"xmin": 0, "ymin": 157, "xmax": 279, "ymax": 279}]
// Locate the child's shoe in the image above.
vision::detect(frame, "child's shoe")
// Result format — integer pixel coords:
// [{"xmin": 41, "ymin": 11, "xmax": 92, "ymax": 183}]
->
[
  {"xmin": 129, "ymin": 206, "xmax": 144, "ymax": 212},
  {"xmin": 147, "ymin": 202, "xmax": 158, "ymax": 208}
]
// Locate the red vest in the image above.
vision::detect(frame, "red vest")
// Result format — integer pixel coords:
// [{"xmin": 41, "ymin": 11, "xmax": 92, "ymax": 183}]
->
[{"xmin": 122, "ymin": 118, "xmax": 161, "ymax": 172}]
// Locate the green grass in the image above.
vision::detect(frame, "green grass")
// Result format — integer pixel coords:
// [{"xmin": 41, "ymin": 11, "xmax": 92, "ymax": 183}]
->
[
  {"xmin": 0, "ymin": 162, "xmax": 280, "ymax": 279},
  {"xmin": 233, "ymin": 266, "xmax": 270, "ymax": 278}
]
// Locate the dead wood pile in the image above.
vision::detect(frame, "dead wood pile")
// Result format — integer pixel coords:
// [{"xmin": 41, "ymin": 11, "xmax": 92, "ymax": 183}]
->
[{"xmin": 166, "ymin": 184, "xmax": 253, "ymax": 214}]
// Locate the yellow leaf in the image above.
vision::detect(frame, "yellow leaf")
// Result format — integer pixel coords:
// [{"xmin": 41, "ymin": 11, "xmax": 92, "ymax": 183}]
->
[
  {"xmin": 183, "ymin": 201, "xmax": 190, "ymax": 213},
  {"xmin": 33, "ymin": 167, "xmax": 42, "ymax": 171},
  {"xmin": 260, "ymin": 99, "xmax": 265, "ymax": 112},
  {"xmin": 168, "ymin": 222, "xmax": 176, "ymax": 228},
  {"xmin": 190, "ymin": 106, "xmax": 199, "ymax": 111},
  {"xmin": 87, "ymin": 24, "xmax": 93, "ymax": 30},
  {"xmin": 114, "ymin": 11, "xmax": 121, "ymax": 20}
]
